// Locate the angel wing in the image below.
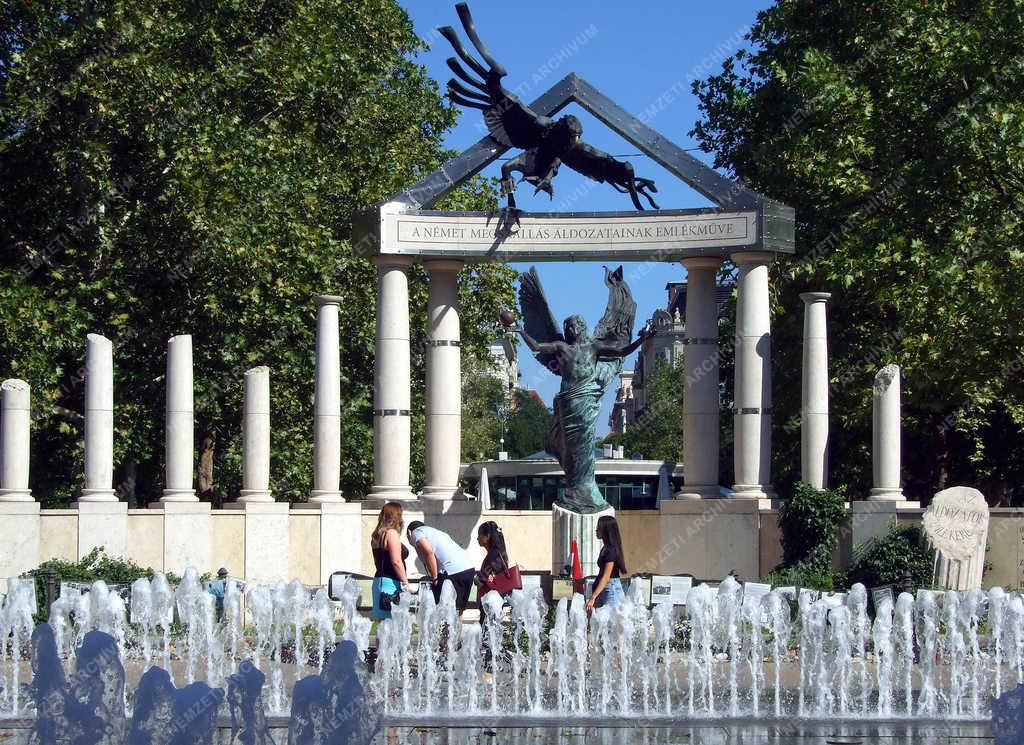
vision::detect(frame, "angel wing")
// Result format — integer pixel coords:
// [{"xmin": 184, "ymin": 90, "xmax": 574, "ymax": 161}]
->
[
  {"xmin": 438, "ymin": 3, "xmax": 552, "ymax": 149},
  {"xmin": 517, "ymin": 266, "xmax": 562, "ymax": 370},
  {"xmin": 594, "ymin": 265, "xmax": 637, "ymax": 354}
]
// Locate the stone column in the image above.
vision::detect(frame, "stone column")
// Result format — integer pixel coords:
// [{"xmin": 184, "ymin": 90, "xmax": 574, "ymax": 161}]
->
[
  {"xmin": 731, "ymin": 251, "xmax": 774, "ymax": 499},
  {"xmin": 422, "ymin": 259, "xmax": 463, "ymax": 500},
  {"xmin": 677, "ymin": 257, "xmax": 722, "ymax": 499},
  {"xmin": 0, "ymin": 379, "xmax": 33, "ymax": 501},
  {"xmin": 162, "ymin": 335, "xmax": 196, "ymax": 502},
  {"xmin": 311, "ymin": 296, "xmax": 344, "ymax": 503},
  {"xmin": 800, "ymin": 292, "xmax": 831, "ymax": 490},
  {"xmin": 239, "ymin": 366, "xmax": 273, "ymax": 502},
  {"xmin": 80, "ymin": 334, "xmax": 116, "ymax": 501},
  {"xmin": 870, "ymin": 364, "xmax": 904, "ymax": 500},
  {"xmin": 370, "ymin": 256, "xmax": 415, "ymax": 502}
]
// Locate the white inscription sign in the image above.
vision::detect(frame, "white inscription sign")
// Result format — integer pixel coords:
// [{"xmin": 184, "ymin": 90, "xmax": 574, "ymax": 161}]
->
[
  {"xmin": 922, "ymin": 486, "xmax": 990, "ymax": 562},
  {"xmin": 382, "ymin": 209, "xmax": 758, "ymax": 260},
  {"xmin": 651, "ymin": 575, "xmax": 693, "ymax": 606}
]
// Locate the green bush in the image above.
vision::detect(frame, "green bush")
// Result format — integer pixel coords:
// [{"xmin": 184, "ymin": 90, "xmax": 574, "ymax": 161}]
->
[
  {"xmin": 777, "ymin": 481, "xmax": 847, "ymax": 571},
  {"xmin": 764, "ymin": 562, "xmax": 839, "ymax": 592},
  {"xmin": 845, "ymin": 523, "xmax": 934, "ymax": 592},
  {"xmin": 22, "ymin": 547, "xmax": 181, "ymax": 621}
]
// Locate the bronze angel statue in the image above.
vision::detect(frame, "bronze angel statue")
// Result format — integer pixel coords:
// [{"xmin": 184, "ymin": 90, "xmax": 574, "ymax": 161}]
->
[
  {"xmin": 505, "ymin": 266, "xmax": 651, "ymax": 513},
  {"xmin": 439, "ymin": 3, "xmax": 659, "ymax": 214}
]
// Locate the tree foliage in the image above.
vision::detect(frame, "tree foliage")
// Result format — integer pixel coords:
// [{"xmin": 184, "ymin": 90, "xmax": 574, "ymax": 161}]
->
[
  {"xmin": 0, "ymin": 0, "xmax": 516, "ymax": 505},
  {"xmin": 692, "ymin": 0, "xmax": 1024, "ymax": 503},
  {"xmin": 505, "ymin": 388, "xmax": 551, "ymax": 458}
]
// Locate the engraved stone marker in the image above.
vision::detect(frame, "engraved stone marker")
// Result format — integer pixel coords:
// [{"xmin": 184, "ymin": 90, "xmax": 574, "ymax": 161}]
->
[{"xmin": 922, "ymin": 486, "xmax": 990, "ymax": 590}]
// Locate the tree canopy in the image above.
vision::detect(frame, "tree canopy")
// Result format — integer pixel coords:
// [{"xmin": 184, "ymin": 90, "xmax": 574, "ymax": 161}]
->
[
  {"xmin": 692, "ymin": 0, "xmax": 1024, "ymax": 503},
  {"xmin": 0, "ymin": 0, "xmax": 516, "ymax": 505}
]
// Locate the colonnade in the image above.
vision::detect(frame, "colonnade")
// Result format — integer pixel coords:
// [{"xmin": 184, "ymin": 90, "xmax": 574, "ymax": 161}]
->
[{"xmin": 0, "ymin": 253, "xmax": 906, "ymax": 505}]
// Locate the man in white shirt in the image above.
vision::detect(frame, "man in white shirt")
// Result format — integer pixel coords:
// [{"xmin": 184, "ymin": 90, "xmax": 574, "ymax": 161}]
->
[{"xmin": 407, "ymin": 521, "xmax": 477, "ymax": 616}]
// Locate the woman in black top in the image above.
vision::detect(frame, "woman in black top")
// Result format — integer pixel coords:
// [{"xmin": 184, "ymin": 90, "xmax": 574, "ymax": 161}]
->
[
  {"xmin": 474, "ymin": 521, "xmax": 510, "ymax": 593},
  {"xmin": 586, "ymin": 515, "xmax": 627, "ymax": 611},
  {"xmin": 370, "ymin": 501, "xmax": 411, "ymax": 620}
]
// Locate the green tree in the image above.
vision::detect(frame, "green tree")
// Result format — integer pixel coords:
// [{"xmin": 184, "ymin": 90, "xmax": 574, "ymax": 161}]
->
[
  {"xmin": 692, "ymin": 0, "xmax": 1024, "ymax": 503},
  {"xmin": 461, "ymin": 369, "xmax": 505, "ymax": 462},
  {"xmin": 0, "ymin": 0, "xmax": 515, "ymax": 505},
  {"xmin": 620, "ymin": 358, "xmax": 684, "ymax": 462},
  {"xmin": 506, "ymin": 389, "xmax": 551, "ymax": 458}
]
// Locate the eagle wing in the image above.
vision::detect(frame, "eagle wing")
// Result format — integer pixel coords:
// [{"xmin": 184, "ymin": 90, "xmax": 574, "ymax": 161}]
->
[
  {"xmin": 560, "ymin": 140, "xmax": 625, "ymax": 186},
  {"xmin": 594, "ymin": 265, "xmax": 637, "ymax": 357},
  {"xmin": 518, "ymin": 266, "xmax": 562, "ymax": 371},
  {"xmin": 439, "ymin": 3, "xmax": 550, "ymax": 149}
]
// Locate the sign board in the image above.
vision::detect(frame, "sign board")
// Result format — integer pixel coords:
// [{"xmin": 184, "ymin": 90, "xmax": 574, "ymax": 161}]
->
[
  {"xmin": 743, "ymin": 582, "xmax": 772, "ymax": 603},
  {"xmin": 871, "ymin": 585, "xmax": 895, "ymax": 611},
  {"xmin": 521, "ymin": 574, "xmax": 542, "ymax": 593},
  {"xmin": 551, "ymin": 578, "xmax": 576, "ymax": 601},
  {"xmin": 374, "ymin": 208, "xmax": 761, "ymax": 262},
  {"xmin": 798, "ymin": 588, "xmax": 820, "ymax": 604},
  {"xmin": 822, "ymin": 592, "xmax": 846, "ymax": 608},
  {"xmin": 651, "ymin": 575, "xmax": 692, "ymax": 606},
  {"xmin": 922, "ymin": 486, "xmax": 990, "ymax": 562},
  {"xmin": 627, "ymin": 575, "xmax": 651, "ymax": 604}
]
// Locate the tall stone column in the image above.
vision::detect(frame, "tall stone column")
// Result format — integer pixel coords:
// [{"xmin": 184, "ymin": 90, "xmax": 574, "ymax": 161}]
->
[
  {"xmin": 870, "ymin": 364, "xmax": 905, "ymax": 500},
  {"xmin": 731, "ymin": 251, "xmax": 774, "ymax": 499},
  {"xmin": 800, "ymin": 292, "xmax": 831, "ymax": 490},
  {"xmin": 239, "ymin": 366, "xmax": 273, "ymax": 502},
  {"xmin": 311, "ymin": 296, "xmax": 344, "ymax": 503},
  {"xmin": 370, "ymin": 256, "xmax": 415, "ymax": 501},
  {"xmin": 80, "ymin": 334, "xmax": 116, "ymax": 501},
  {"xmin": 162, "ymin": 335, "xmax": 196, "ymax": 501},
  {"xmin": 422, "ymin": 259, "xmax": 463, "ymax": 500},
  {"xmin": 677, "ymin": 257, "xmax": 722, "ymax": 499},
  {"xmin": 0, "ymin": 379, "xmax": 33, "ymax": 501}
]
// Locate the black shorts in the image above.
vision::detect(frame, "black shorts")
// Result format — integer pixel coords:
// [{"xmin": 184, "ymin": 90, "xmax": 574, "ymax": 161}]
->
[{"xmin": 433, "ymin": 568, "xmax": 476, "ymax": 611}]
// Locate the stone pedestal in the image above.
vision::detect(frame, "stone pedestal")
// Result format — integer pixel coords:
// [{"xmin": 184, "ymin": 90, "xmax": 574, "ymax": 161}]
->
[
  {"xmin": 800, "ymin": 292, "xmax": 831, "ymax": 490},
  {"xmin": 848, "ymin": 498, "xmax": 921, "ymax": 561},
  {"xmin": 239, "ymin": 366, "xmax": 273, "ymax": 503},
  {"xmin": 678, "ymin": 257, "xmax": 722, "ymax": 500},
  {"xmin": 154, "ymin": 500, "xmax": 212, "ymax": 574},
  {"xmin": 311, "ymin": 296, "xmax": 344, "ymax": 503},
  {"xmin": 295, "ymin": 501, "xmax": 363, "ymax": 585},
  {"xmin": 656, "ymin": 498, "xmax": 762, "ymax": 580},
  {"xmin": 422, "ymin": 259, "xmax": 463, "ymax": 500},
  {"xmin": 870, "ymin": 364, "xmax": 904, "ymax": 500},
  {"xmin": 81, "ymin": 334, "xmax": 117, "ymax": 501},
  {"xmin": 0, "ymin": 379, "xmax": 32, "ymax": 502},
  {"xmin": 731, "ymin": 251, "xmax": 774, "ymax": 499},
  {"xmin": 162, "ymin": 335, "xmax": 196, "ymax": 502},
  {"xmin": 233, "ymin": 501, "xmax": 290, "ymax": 583},
  {"xmin": 76, "ymin": 500, "xmax": 127, "ymax": 558},
  {"xmin": 0, "ymin": 501, "xmax": 39, "ymax": 577},
  {"xmin": 370, "ymin": 256, "xmax": 416, "ymax": 502},
  {"xmin": 551, "ymin": 503, "xmax": 614, "ymax": 576}
]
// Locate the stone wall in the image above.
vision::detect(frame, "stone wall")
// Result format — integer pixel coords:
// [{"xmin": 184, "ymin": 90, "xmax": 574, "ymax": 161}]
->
[{"xmin": 8, "ymin": 501, "xmax": 1023, "ymax": 589}]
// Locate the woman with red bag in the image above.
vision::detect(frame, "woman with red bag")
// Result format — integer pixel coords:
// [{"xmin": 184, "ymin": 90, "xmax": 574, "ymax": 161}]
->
[{"xmin": 475, "ymin": 521, "xmax": 511, "ymax": 669}]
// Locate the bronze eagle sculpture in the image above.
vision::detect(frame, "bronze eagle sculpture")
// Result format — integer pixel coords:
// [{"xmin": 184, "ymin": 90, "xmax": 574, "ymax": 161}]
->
[{"xmin": 439, "ymin": 3, "xmax": 659, "ymax": 214}]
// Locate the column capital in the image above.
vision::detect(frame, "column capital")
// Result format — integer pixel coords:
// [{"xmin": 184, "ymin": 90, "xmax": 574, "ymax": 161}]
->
[
  {"xmin": 730, "ymin": 250, "xmax": 775, "ymax": 267},
  {"xmin": 372, "ymin": 255, "xmax": 415, "ymax": 270},
  {"xmin": 680, "ymin": 256, "xmax": 723, "ymax": 271},
  {"xmin": 315, "ymin": 294, "xmax": 344, "ymax": 307},
  {"xmin": 422, "ymin": 258, "xmax": 464, "ymax": 274},
  {"xmin": 799, "ymin": 291, "xmax": 832, "ymax": 304}
]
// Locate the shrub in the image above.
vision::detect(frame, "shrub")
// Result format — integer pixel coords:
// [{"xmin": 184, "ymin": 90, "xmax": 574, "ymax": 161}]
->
[
  {"xmin": 764, "ymin": 562, "xmax": 839, "ymax": 592},
  {"xmin": 845, "ymin": 523, "xmax": 934, "ymax": 592},
  {"xmin": 777, "ymin": 481, "xmax": 848, "ymax": 571},
  {"xmin": 22, "ymin": 547, "xmax": 180, "ymax": 621}
]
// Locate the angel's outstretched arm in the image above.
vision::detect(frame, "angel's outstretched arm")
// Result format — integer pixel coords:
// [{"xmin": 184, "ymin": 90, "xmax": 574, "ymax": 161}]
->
[
  {"xmin": 512, "ymin": 327, "xmax": 561, "ymax": 356},
  {"xmin": 595, "ymin": 328, "xmax": 648, "ymax": 359}
]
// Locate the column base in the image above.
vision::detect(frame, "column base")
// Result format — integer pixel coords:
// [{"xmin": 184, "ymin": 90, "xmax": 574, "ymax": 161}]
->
[
  {"xmin": 730, "ymin": 484, "xmax": 773, "ymax": 499},
  {"xmin": 868, "ymin": 488, "xmax": 906, "ymax": 501},
  {"xmin": 238, "ymin": 489, "xmax": 275, "ymax": 503},
  {"xmin": 0, "ymin": 489, "xmax": 33, "ymax": 502},
  {"xmin": 161, "ymin": 488, "xmax": 197, "ymax": 502},
  {"xmin": 79, "ymin": 488, "xmax": 118, "ymax": 502},
  {"xmin": 366, "ymin": 485, "xmax": 417, "ymax": 504},
  {"xmin": 309, "ymin": 490, "xmax": 345, "ymax": 504},
  {"xmin": 420, "ymin": 485, "xmax": 462, "ymax": 501},
  {"xmin": 674, "ymin": 484, "xmax": 722, "ymax": 500}
]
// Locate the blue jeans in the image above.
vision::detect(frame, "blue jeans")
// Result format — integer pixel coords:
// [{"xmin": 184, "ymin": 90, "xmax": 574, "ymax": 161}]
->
[{"xmin": 596, "ymin": 578, "xmax": 624, "ymax": 609}]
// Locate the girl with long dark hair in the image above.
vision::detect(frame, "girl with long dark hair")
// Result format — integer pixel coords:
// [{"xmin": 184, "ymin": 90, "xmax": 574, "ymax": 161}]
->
[
  {"xmin": 586, "ymin": 515, "xmax": 627, "ymax": 611},
  {"xmin": 475, "ymin": 521, "xmax": 510, "ymax": 592}
]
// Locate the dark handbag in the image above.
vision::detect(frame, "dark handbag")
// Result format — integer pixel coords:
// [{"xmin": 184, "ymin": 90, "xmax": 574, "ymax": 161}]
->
[
  {"xmin": 379, "ymin": 588, "xmax": 401, "ymax": 611},
  {"xmin": 486, "ymin": 565, "xmax": 523, "ymax": 595}
]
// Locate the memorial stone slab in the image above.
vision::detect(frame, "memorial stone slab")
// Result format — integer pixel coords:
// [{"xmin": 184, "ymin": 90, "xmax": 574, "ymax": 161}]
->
[{"xmin": 922, "ymin": 486, "xmax": 989, "ymax": 562}]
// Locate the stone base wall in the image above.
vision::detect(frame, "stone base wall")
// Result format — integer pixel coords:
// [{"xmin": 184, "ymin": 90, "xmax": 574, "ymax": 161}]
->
[{"xmin": 5, "ymin": 501, "xmax": 1022, "ymax": 590}]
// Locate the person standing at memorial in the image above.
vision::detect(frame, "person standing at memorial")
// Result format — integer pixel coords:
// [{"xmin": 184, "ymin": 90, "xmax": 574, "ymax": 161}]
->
[
  {"xmin": 475, "ymin": 521, "xmax": 511, "ymax": 668},
  {"xmin": 407, "ymin": 520, "xmax": 477, "ymax": 617},
  {"xmin": 370, "ymin": 502, "xmax": 412, "ymax": 621},
  {"xmin": 586, "ymin": 515, "xmax": 627, "ymax": 611}
]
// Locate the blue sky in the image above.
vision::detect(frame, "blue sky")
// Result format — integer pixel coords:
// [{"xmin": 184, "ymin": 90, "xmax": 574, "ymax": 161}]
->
[{"xmin": 399, "ymin": 1, "xmax": 772, "ymax": 434}]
